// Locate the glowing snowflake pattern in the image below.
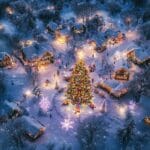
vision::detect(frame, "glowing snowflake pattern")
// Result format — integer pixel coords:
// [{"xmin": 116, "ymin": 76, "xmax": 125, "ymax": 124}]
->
[
  {"xmin": 61, "ymin": 118, "xmax": 74, "ymax": 131},
  {"xmin": 129, "ymin": 101, "xmax": 136, "ymax": 111},
  {"xmin": 39, "ymin": 97, "xmax": 51, "ymax": 112}
]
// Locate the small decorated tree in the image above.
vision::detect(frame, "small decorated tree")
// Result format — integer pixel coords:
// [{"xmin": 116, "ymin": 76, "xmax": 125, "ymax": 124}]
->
[{"xmin": 64, "ymin": 60, "xmax": 95, "ymax": 113}]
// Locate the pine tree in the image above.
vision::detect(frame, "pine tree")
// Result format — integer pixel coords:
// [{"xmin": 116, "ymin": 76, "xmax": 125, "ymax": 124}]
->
[
  {"xmin": 65, "ymin": 60, "xmax": 94, "ymax": 110},
  {"xmin": 118, "ymin": 112, "xmax": 135, "ymax": 149}
]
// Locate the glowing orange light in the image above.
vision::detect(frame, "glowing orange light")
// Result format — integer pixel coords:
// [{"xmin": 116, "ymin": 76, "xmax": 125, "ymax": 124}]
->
[
  {"xmin": 77, "ymin": 50, "xmax": 85, "ymax": 60},
  {"xmin": 116, "ymin": 105, "xmax": 128, "ymax": 118},
  {"xmin": 25, "ymin": 90, "xmax": 32, "ymax": 97},
  {"xmin": 6, "ymin": 7, "xmax": 14, "ymax": 15},
  {"xmin": 55, "ymin": 33, "xmax": 68, "ymax": 44}
]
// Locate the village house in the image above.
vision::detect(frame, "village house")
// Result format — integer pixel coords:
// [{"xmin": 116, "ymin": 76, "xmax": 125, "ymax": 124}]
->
[
  {"xmin": 29, "ymin": 51, "xmax": 54, "ymax": 69},
  {"xmin": 0, "ymin": 101, "xmax": 22, "ymax": 122},
  {"xmin": 47, "ymin": 21, "xmax": 59, "ymax": 33},
  {"xmin": 127, "ymin": 48, "xmax": 150, "ymax": 65},
  {"xmin": 96, "ymin": 79, "xmax": 128, "ymax": 98},
  {"xmin": 107, "ymin": 31, "xmax": 126, "ymax": 45},
  {"xmin": 113, "ymin": 68, "xmax": 130, "ymax": 81},
  {"xmin": 0, "ymin": 52, "xmax": 16, "ymax": 69},
  {"xmin": 144, "ymin": 117, "xmax": 150, "ymax": 126},
  {"xmin": 87, "ymin": 40, "xmax": 107, "ymax": 53},
  {"xmin": 71, "ymin": 23, "xmax": 86, "ymax": 35},
  {"xmin": 20, "ymin": 116, "xmax": 46, "ymax": 140}
]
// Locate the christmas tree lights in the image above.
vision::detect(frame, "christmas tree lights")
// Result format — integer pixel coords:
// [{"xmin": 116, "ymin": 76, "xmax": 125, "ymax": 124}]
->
[{"xmin": 64, "ymin": 60, "xmax": 95, "ymax": 113}]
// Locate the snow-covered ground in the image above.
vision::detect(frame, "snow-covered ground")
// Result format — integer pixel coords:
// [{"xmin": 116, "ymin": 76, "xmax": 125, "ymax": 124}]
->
[{"xmin": 0, "ymin": 0, "xmax": 149, "ymax": 150}]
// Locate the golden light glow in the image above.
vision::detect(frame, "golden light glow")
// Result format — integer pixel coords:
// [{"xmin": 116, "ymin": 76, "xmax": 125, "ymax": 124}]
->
[
  {"xmin": 57, "ymin": 36, "xmax": 67, "ymax": 44},
  {"xmin": 76, "ymin": 17, "xmax": 84, "ymax": 24},
  {"xmin": 88, "ymin": 41, "xmax": 97, "ymax": 50},
  {"xmin": 76, "ymin": 50, "xmax": 85, "ymax": 60},
  {"xmin": 37, "ymin": 65, "xmax": 47, "ymax": 73},
  {"xmin": 6, "ymin": 7, "xmax": 14, "ymax": 15},
  {"xmin": 116, "ymin": 105, "xmax": 128, "ymax": 118},
  {"xmin": 26, "ymin": 40, "xmax": 34, "ymax": 46},
  {"xmin": 52, "ymin": 32, "xmax": 69, "ymax": 51},
  {"xmin": 75, "ymin": 111, "xmax": 81, "ymax": 117},
  {"xmin": 55, "ymin": 33, "xmax": 68, "ymax": 44},
  {"xmin": 25, "ymin": 89, "xmax": 32, "ymax": 97},
  {"xmin": 76, "ymin": 41, "xmax": 98, "ymax": 60}
]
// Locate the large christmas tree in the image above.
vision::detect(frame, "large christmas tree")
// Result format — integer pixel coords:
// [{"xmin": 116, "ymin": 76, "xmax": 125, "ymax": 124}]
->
[{"xmin": 64, "ymin": 60, "xmax": 95, "ymax": 113}]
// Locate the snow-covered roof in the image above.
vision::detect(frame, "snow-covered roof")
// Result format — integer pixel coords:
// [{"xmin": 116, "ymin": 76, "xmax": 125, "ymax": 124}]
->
[
  {"xmin": 23, "ymin": 45, "xmax": 52, "ymax": 60},
  {"xmin": 134, "ymin": 48, "xmax": 150, "ymax": 61},
  {"xmin": 21, "ymin": 116, "xmax": 45, "ymax": 137},
  {"xmin": 0, "ymin": 101, "xmax": 22, "ymax": 118},
  {"xmin": 103, "ymin": 79, "xmax": 120, "ymax": 88},
  {"xmin": 72, "ymin": 24, "xmax": 85, "ymax": 33},
  {"xmin": 105, "ymin": 29, "xmax": 118, "ymax": 37},
  {"xmin": 113, "ymin": 82, "xmax": 125, "ymax": 91},
  {"xmin": 102, "ymin": 79, "xmax": 126, "ymax": 90},
  {"xmin": 47, "ymin": 21, "xmax": 58, "ymax": 32},
  {"xmin": 23, "ymin": 46, "xmax": 38, "ymax": 59},
  {"xmin": 0, "ymin": 52, "xmax": 10, "ymax": 60},
  {"xmin": 59, "ymin": 29, "xmax": 70, "ymax": 36},
  {"xmin": 73, "ymin": 24, "xmax": 83, "ymax": 30},
  {"xmin": 114, "ymin": 59, "xmax": 131, "ymax": 70}
]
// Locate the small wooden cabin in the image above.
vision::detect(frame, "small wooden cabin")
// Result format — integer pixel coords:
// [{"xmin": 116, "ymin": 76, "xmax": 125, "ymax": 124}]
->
[{"xmin": 114, "ymin": 68, "xmax": 130, "ymax": 81}]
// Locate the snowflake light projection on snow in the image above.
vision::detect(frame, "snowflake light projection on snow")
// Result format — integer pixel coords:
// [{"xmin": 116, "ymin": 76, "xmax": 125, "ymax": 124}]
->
[
  {"xmin": 61, "ymin": 118, "xmax": 74, "ymax": 131},
  {"xmin": 128, "ymin": 101, "xmax": 136, "ymax": 111},
  {"xmin": 39, "ymin": 97, "xmax": 51, "ymax": 112},
  {"xmin": 128, "ymin": 101, "xmax": 136, "ymax": 115}
]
